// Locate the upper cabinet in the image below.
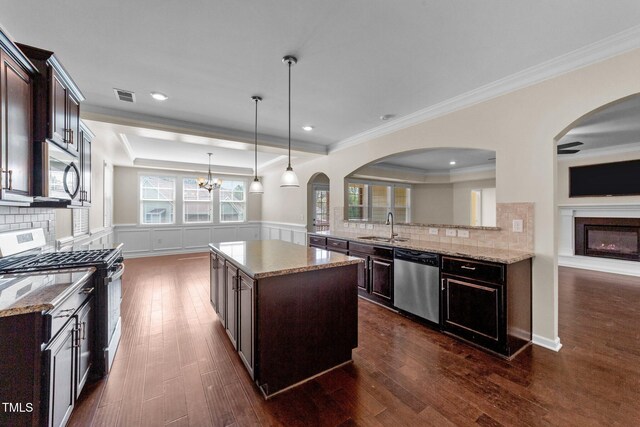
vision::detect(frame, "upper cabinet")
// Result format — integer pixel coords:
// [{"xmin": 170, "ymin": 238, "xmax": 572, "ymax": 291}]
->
[
  {"xmin": 79, "ymin": 121, "xmax": 93, "ymax": 206},
  {"xmin": 16, "ymin": 43, "xmax": 85, "ymax": 157},
  {"xmin": 0, "ymin": 32, "xmax": 37, "ymax": 204}
]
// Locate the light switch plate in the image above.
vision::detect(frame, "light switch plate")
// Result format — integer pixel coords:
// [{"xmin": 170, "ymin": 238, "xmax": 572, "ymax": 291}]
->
[
  {"xmin": 512, "ymin": 219, "xmax": 524, "ymax": 233},
  {"xmin": 359, "ymin": 223, "xmax": 366, "ymax": 229},
  {"xmin": 343, "ymin": 222, "xmax": 349, "ymax": 228},
  {"xmin": 445, "ymin": 229, "xmax": 457, "ymax": 237},
  {"xmin": 429, "ymin": 228, "xmax": 439, "ymax": 235},
  {"xmin": 457, "ymin": 229, "xmax": 469, "ymax": 238},
  {"xmin": 349, "ymin": 223, "xmax": 357, "ymax": 228},
  {"xmin": 366, "ymin": 224, "xmax": 374, "ymax": 230}
]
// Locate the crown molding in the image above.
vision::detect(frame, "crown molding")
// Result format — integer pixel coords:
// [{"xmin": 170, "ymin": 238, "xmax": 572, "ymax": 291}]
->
[
  {"xmin": 132, "ymin": 158, "xmax": 253, "ymax": 176},
  {"xmin": 329, "ymin": 24, "xmax": 640, "ymax": 154}
]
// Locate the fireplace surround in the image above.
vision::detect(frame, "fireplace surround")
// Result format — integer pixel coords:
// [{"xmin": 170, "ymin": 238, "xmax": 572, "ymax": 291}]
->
[{"xmin": 575, "ymin": 217, "xmax": 640, "ymax": 262}]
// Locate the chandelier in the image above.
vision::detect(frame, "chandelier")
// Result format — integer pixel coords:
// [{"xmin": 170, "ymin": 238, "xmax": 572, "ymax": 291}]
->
[{"xmin": 197, "ymin": 153, "xmax": 222, "ymax": 192}]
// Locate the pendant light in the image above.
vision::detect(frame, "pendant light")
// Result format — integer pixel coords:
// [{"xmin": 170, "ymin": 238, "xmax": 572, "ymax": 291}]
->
[
  {"xmin": 249, "ymin": 95, "xmax": 264, "ymax": 194},
  {"xmin": 197, "ymin": 153, "xmax": 222, "ymax": 192},
  {"xmin": 280, "ymin": 55, "xmax": 299, "ymax": 187}
]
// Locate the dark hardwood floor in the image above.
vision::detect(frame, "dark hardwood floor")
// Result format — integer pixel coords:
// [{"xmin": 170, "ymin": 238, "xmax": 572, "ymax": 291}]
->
[{"xmin": 68, "ymin": 254, "xmax": 640, "ymax": 426}]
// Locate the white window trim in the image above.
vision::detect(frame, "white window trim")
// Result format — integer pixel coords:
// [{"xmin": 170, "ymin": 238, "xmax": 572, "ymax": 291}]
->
[
  {"xmin": 182, "ymin": 177, "xmax": 213, "ymax": 224},
  {"xmin": 219, "ymin": 179, "xmax": 248, "ymax": 224},
  {"xmin": 346, "ymin": 179, "xmax": 412, "ymax": 222},
  {"xmin": 139, "ymin": 174, "xmax": 177, "ymax": 225}
]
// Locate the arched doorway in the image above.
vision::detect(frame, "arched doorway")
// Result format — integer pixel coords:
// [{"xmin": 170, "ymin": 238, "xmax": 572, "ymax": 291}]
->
[{"xmin": 307, "ymin": 173, "xmax": 330, "ymax": 232}]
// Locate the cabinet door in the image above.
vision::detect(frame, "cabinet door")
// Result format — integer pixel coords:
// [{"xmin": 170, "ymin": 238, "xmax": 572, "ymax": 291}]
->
[
  {"xmin": 238, "ymin": 271, "xmax": 255, "ymax": 379},
  {"xmin": 216, "ymin": 256, "xmax": 226, "ymax": 323},
  {"xmin": 225, "ymin": 263, "xmax": 238, "ymax": 349},
  {"xmin": 45, "ymin": 319, "xmax": 76, "ymax": 427},
  {"xmin": 51, "ymin": 71, "xmax": 68, "ymax": 146},
  {"xmin": 349, "ymin": 251, "xmax": 369, "ymax": 291},
  {"xmin": 209, "ymin": 254, "xmax": 218, "ymax": 311},
  {"xmin": 1, "ymin": 51, "xmax": 32, "ymax": 197},
  {"xmin": 442, "ymin": 276, "xmax": 504, "ymax": 350},
  {"xmin": 76, "ymin": 298, "xmax": 93, "ymax": 398},
  {"xmin": 80, "ymin": 131, "xmax": 91, "ymax": 204},
  {"xmin": 370, "ymin": 256, "xmax": 393, "ymax": 302},
  {"xmin": 66, "ymin": 93, "xmax": 80, "ymax": 156}
]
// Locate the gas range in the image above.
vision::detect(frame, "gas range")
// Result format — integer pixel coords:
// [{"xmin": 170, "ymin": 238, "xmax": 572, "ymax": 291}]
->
[{"xmin": 0, "ymin": 228, "xmax": 125, "ymax": 376}]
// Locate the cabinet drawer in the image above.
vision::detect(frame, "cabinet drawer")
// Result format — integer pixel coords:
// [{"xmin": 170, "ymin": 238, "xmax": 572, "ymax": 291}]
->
[
  {"xmin": 349, "ymin": 242, "xmax": 393, "ymax": 259},
  {"xmin": 441, "ymin": 257, "xmax": 504, "ymax": 284},
  {"xmin": 309, "ymin": 235, "xmax": 327, "ymax": 247},
  {"xmin": 326, "ymin": 238, "xmax": 348, "ymax": 250},
  {"xmin": 44, "ymin": 279, "xmax": 94, "ymax": 343}
]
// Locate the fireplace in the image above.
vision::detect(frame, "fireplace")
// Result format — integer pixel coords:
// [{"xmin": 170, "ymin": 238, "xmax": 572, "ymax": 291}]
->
[{"xmin": 575, "ymin": 217, "xmax": 640, "ymax": 261}]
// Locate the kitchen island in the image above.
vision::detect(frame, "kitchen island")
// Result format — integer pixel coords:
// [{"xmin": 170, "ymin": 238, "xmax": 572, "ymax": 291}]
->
[{"xmin": 208, "ymin": 240, "xmax": 362, "ymax": 398}]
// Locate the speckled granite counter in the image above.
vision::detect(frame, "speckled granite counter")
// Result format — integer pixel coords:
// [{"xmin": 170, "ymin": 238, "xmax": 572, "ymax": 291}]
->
[
  {"xmin": 311, "ymin": 231, "xmax": 533, "ymax": 264},
  {"xmin": 0, "ymin": 268, "xmax": 95, "ymax": 317},
  {"xmin": 208, "ymin": 240, "xmax": 363, "ymax": 279}
]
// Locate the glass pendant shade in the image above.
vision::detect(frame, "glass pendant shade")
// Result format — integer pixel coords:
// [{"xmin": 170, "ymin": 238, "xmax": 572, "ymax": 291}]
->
[
  {"xmin": 280, "ymin": 167, "xmax": 299, "ymax": 187},
  {"xmin": 249, "ymin": 177, "xmax": 264, "ymax": 194}
]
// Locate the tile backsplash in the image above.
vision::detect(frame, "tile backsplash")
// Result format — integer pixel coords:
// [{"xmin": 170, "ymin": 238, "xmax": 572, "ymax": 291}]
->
[
  {"xmin": 0, "ymin": 206, "xmax": 56, "ymax": 246},
  {"xmin": 332, "ymin": 202, "xmax": 534, "ymax": 252}
]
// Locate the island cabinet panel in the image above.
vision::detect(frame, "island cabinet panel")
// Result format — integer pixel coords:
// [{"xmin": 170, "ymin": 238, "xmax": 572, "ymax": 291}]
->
[
  {"xmin": 237, "ymin": 270, "xmax": 255, "ymax": 379},
  {"xmin": 441, "ymin": 256, "xmax": 531, "ymax": 358},
  {"xmin": 209, "ymin": 252, "xmax": 218, "ymax": 312},
  {"xmin": 224, "ymin": 262, "xmax": 238, "ymax": 349},
  {"xmin": 370, "ymin": 255, "xmax": 393, "ymax": 302},
  {"xmin": 256, "ymin": 265, "xmax": 358, "ymax": 397},
  {"xmin": 216, "ymin": 256, "xmax": 226, "ymax": 326}
]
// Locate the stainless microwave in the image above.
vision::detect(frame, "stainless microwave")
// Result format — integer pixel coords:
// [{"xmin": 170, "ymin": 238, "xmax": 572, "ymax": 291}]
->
[{"xmin": 44, "ymin": 141, "xmax": 81, "ymax": 201}]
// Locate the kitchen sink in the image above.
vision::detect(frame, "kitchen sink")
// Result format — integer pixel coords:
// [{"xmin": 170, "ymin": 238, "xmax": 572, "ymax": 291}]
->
[{"xmin": 358, "ymin": 236, "xmax": 409, "ymax": 243}]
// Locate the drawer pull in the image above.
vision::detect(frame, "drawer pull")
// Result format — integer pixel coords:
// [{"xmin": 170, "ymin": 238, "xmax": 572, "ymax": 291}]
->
[
  {"xmin": 80, "ymin": 287, "xmax": 94, "ymax": 295},
  {"xmin": 461, "ymin": 266, "xmax": 476, "ymax": 271},
  {"xmin": 59, "ymin": 308, "xmax": 75, "ymax": 313},
  {"xmin": 54, "ymin": 314, "xmax": 71, "ymax": 319}
]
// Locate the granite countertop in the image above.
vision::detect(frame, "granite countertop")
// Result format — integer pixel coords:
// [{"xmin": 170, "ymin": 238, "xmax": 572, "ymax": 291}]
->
[
  {"xmin": 311, "ymin": 231, "xmax": 533, "ymax": 264},
  {"xmin": 0, "ymin": 268, "xmax": 95, "ymax": 318},
  {"xmin": 209, "ymin": 240, "xmax": 363, "ymax": 279}
]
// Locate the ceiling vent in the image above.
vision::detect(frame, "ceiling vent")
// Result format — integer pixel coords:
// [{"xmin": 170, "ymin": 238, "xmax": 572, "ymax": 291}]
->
[{"xmin": 113, "ymin": 88, "xmax": 136, "ymax": 103}]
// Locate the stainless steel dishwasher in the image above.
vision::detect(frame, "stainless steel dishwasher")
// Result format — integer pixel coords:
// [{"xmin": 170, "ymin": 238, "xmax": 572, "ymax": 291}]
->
[{"xmin": 393, "ymin": 249, "xmax": 440, "ymax": 324}]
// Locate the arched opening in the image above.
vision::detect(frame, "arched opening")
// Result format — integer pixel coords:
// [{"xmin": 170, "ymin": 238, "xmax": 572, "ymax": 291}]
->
[{"xmin": 307, "ymin": 172, "xmax": 330, "ymax": 232}]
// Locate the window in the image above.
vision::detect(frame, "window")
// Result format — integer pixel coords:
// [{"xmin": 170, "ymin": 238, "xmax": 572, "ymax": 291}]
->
[
  {"xmin": 73, "ymin": 209, "xmax": 89, "ymax": 236},
  {"xmin": 183, "ymin": 178, "xmax": 212, "ymax": 223},
  {"xmin": 219, "ymin": 180, "xmax": 246, "ymax": 222},
  {"xmin": 140, "ymin": 175, "xmax": 175, "ymax": 224},
  {"xmin": 347, "ymin": 180, "xmax": 411, "ymax": 222}
]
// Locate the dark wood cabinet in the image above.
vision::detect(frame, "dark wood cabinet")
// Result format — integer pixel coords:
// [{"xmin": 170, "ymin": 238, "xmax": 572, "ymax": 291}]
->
[
  {"xmin": 0, "ymin": 35, "xmax": 36, "ymax": 203},
  {"xmin": 45, "ymin": 318, "xmax": 76, "ymax": 427},
  {"xmin": 441, "ymin": 256, "xmax": 531, "ymax": 358},
  {"xmin": 75, "ymin": 298, "xmax": 93, "ymax": 399},
  {"xmin": 238, "ymin": 270, "xmax": 255, "ymax": 379},
  {"xmin": 370, "ymin": 255, "xmax": 393, "ymax": 302},
  {"xmin": 209, "ymin": 253, "xmax": 218, "ymax": 311},
  {"xmin": 225, "ymin": 262, "xmax": 238, "ymax": 349}
]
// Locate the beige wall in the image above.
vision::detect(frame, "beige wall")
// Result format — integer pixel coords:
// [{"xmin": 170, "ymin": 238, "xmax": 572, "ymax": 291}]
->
[
  {"xmin": 557, "ymin": 148, "xmax": 640, "ymax": 205},
  {"xmin": 113, "ymin": 166, "xmax": 262, "ymax": 225},
  {"xmin": 55, "ymin": 132, "xmax": 113, "ymax": 239},
  {"xmin": 261, "ymin": 47, "xmax": 640, "ymax": 345},
  {"xmin": 452, "ymin": 178, "xmax": 496, "ymax": 225},
  {"xmin": 411, "ymin": 183, "xmax": 454, "ymax": 224}
]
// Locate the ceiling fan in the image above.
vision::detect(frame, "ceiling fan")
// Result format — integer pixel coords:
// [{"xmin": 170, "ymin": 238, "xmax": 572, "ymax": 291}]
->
[{"xmin": 557, "ymin": 141, "xmax": 583, "ymax": 155}]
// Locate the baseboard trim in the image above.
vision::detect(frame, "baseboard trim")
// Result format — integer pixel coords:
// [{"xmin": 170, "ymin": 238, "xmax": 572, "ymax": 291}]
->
[
  {"xmin": 532, "ymin": 334, "xmax": 562, "ymax": 352},
  {"xmin": 123, "ymin": 247, "xmax": 209, "ymax": 259}
]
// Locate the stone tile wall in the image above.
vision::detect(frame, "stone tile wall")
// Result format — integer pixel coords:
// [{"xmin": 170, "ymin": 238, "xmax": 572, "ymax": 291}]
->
[{"xmin": 332, "ymin": 202, "xmax": 534, "ymax": 252}]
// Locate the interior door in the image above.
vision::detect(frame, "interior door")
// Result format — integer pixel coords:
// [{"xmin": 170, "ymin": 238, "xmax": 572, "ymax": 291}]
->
[{"xmin": 312, "ymin": 184, "xmax": 330, "ymax": 232}]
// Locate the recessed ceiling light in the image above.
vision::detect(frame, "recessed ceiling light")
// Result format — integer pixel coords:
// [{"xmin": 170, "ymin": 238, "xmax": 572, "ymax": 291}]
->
[
  {"xmin": 449, "ymin": 161, "xmax": 456, "ymax": 165},
  {"xmin": 302, "ymin": 125, "xmax": 314, "ymax": 131},
  {"xmin": 150, "ymin": 92, "xmax": 169, "ymax": 101},
  {"xmin": 380, "ymin": 114, "xmax": 395, "ymax": 121}
]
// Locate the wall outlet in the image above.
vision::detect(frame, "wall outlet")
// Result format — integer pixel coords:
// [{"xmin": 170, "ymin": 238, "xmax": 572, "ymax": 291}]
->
[
  {"xmin": 445, "ymin": 229, "xmax": 457, "ymax": 237},
  {"xmin": 349, "ymin": 223, "xmax": 357, "ymax": 228},
  {"xmin": 512, "ymin": 219, "xmax": 524, "ymax": 233},
  {"xmin": 457, "ymin": 229, "xmax": 470, "ymax": 238},
  {"xmin": 343, "ymin": 222, "xmax": 349, "ymax": 228},
  {"xmin": 429, "ymin": 228, "xmax": 439, "ymax": 235},
  {"xmin": 366, "ymin": 224, "xmax": 374, "ymax": 230},
  {"xmin": 358, "ymin": 223, "xmax": 366, "ymax": 229}
]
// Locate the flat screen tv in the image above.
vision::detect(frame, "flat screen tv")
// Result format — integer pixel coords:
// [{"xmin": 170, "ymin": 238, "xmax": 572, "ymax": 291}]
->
[{"xmin": 569, "ymin": 159, "xmax": 640, "ymax": 197}]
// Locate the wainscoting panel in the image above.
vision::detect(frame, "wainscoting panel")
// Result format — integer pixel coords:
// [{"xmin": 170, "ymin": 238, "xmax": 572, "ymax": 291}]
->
[
  {"xmin": 117, "ymin": 229, "xmax": 151, "ymax": 254},
  {"xmin": 183, "ymin": 227, "xmax": 213, "ymax": 249},
  {"xmin": 153, "ymin": 228, "xmax": 183, "ymax": 251},
  {"xmin": 212, "ymin": 227, "xmax": 238, "ymax": 243}
]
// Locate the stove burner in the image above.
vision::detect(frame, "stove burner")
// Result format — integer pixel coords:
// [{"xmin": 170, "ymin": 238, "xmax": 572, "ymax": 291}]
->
[{"xmin": 0, "ymin": 249, "xmax": 119, "ymax": 273}]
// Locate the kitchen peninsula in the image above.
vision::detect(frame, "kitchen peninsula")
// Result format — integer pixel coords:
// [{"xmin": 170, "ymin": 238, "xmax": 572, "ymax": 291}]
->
[{"xmin": 208, "ymin": 240, "xmax": 362, "ymax": 398}]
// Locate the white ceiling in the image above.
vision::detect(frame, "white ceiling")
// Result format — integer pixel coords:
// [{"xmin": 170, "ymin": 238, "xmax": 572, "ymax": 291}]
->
[
  {"xmin": 3, "ymin": 1, "xmax": 640, "ymax": 159},
  {"xmin": 376, "ymin": 148, "xmax": 495, "ymax": 173}
]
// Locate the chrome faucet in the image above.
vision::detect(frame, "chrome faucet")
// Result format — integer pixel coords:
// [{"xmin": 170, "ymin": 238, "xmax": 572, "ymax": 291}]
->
[{"xmin": 385, "ymin": 212, "xmax": 398, "ymax": 240}]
